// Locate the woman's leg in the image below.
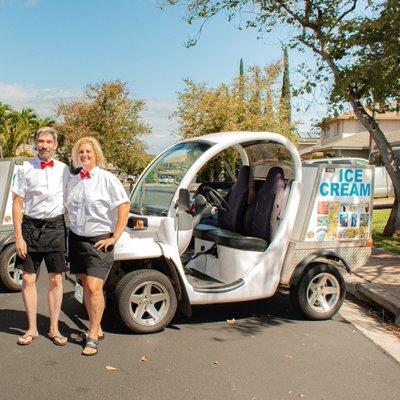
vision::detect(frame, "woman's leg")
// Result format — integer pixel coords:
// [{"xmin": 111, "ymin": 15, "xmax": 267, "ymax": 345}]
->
[{"xmin": 82, "ymin": 275, "xmax": 105, "ymax": 355}]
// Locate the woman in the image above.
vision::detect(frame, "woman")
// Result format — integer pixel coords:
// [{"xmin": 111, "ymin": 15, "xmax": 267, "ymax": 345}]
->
[{"xmin": 67, "ymin": 137, "xmax": 130, "ymax": 356}]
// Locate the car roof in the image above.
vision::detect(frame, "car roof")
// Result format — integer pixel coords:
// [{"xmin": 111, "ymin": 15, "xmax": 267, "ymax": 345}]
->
[
  {"xmin": 303, "ymin": 157, "xmax": 368, "ymax": 163},
  {"xmin": 181, "ymin": 131, "xmax": 284, "ymax": 146}
]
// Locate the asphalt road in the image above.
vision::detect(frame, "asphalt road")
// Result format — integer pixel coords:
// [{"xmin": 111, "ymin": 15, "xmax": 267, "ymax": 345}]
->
[{"xmin": 0, "ymin": 273, "xmax": 399, "ymax": 400}]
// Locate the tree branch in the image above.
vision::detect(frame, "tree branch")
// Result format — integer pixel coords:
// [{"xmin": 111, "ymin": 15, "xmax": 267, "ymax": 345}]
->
[{"xmin": 337, "ymin": 0, "xmax": 358, "ymax": 22}]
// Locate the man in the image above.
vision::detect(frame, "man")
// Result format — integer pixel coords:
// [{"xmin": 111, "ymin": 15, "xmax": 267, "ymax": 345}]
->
[{"xmin": 12, "ymin": 127, "xmax": 70, "ymax": 346}]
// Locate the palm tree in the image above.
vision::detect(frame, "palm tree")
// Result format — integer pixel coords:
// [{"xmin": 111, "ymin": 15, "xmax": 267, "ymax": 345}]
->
[
  {"xmin": 39, "ymin": 117, "xmax": 56, "ymax": 127},
  {"xmin": 3, "ymin": 108, "xmax": 39, "ymax": 157},
  {"xmin": 0, "ymin": 103, "xmax": 12, "ymax": 157}
]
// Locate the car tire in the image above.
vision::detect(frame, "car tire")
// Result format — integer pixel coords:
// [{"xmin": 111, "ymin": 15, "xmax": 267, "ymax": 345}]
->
[
  {"xmin": 290, "ymin": 262, "xmax": 346, "ymax": 320},
  {"xmin": 115, "ymin": 269, "xmax": 177, "ymax": 334},
  {"xmin": 0, "ymin": 244, "xmax": 23, "ymax": 292}
]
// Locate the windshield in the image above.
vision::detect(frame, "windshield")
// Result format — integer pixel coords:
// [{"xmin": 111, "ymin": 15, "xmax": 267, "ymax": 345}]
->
[{"xmin": 130, "ymin": 142, "xmax": 211, "ymax": 216}]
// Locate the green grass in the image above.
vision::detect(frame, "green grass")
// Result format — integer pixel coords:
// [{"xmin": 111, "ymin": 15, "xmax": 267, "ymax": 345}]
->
[{"xmin": 372, "ymin": 209, "xmax": 400, "ymax": 255}]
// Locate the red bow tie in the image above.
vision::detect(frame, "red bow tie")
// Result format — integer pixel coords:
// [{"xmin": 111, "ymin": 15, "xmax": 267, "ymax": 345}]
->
[
  {"xmin": 80, "ymin": 170, "xmax": 91, "ymax": 180},
  {"xmin": 40, "ymin": 160, "xmax": 54, "ymax": 169}
]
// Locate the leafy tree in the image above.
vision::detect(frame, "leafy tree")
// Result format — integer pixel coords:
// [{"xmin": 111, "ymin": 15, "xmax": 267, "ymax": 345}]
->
[
  {"xmin": 56, "ymin": 81, "xmax": 151, "ymax": 174},
  {"xmin": 167, "ymin": 0, "xmax": 400, "ymax": 236},
  {"xmin": 0, "ymin": 106, "xmax": 40, "ymax": 157},
  {"xmin": 279, "ymin": 47, "xmax": 291, "ymax": 125},
  {"xmin": 174, "ymin": 62, "xmax": 296, "ymax": 180},
  {"xmin": 175, "ymin": 62, "xmax": 295, "ymax": 139}
]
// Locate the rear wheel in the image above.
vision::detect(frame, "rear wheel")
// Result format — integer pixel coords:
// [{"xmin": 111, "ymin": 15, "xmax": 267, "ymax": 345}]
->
[
  {"xmin": 290, "ymin": 262, "xmax": 346, "ymax": 320},
  {"xmin": 115, "ymin": 269, "xmax": 177, "ymax": 334},
  {"xmin": 0, "ymin": 244, "xmax": 23, "ymax": 292}
]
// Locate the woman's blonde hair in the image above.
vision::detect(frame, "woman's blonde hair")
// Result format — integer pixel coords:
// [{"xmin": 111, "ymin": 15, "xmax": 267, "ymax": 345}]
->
[{"xmin": 71, "ymin": 136, "xmax": 107, "ymax": 169}]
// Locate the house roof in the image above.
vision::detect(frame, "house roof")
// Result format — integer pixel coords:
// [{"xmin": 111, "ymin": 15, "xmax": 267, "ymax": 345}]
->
[
  {"xmin": 326, "ymin": 110, "xmax": 400, "ymax": 123},
  {"xmin": 300, "ymin": 131, "xmax": 400, "ymax": 155}
]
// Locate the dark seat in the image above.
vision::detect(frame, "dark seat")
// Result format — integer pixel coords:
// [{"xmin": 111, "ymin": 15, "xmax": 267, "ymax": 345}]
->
[
  {"xmin": 219, "ymin": 165, "xmax": 252, "ymax": 233},
  {"xmin": 193, "ymin": 222, "xmax": 219, "ymax": 240},
  {"xmin": 194, "ymin": 167, "xmax": 286, "ymax": 252},
  {"xmin": 193, "ymin": 165, "xmax": 252, "ymax": 239},
  {"xmin": 201, "ymin": 229, "xmax": 267, "ymax": 252},
  {"xmin": 243, "ymin": 167, "xmax": 286, "ymax": 242}
]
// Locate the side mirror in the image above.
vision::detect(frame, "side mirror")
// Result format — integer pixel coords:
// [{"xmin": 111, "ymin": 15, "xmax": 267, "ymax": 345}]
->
[{"xmin": 175, "ymin": 188, "xmax": 190, "ymax": 212}]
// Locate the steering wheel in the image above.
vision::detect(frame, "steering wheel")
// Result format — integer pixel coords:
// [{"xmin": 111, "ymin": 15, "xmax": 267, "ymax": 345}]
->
[{"xmin": 202, "ymin": 186, "xmax": 229, "ymax": 212}]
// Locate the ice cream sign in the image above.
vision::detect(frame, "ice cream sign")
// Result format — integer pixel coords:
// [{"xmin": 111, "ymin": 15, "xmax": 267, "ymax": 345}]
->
[
  {"xmin": 319, "ymin": 169, "xmax": 371, "ymax": 197},
  {"xmin": 305, "ymin": 167, "xmax": 373, "ymax": 242}
]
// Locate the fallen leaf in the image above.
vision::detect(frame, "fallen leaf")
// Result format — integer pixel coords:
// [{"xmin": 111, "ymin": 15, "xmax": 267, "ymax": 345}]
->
[
  {"xmin": 140, "ymin": 355, "xmax": 148, "ymax": 362},
  {"xmin": 105, "ymin": 365, "xmax": 117, "ymax": 371},
  {"xmin": 226, "ymin": 318, "xmax": 236, "ymax": 325}
]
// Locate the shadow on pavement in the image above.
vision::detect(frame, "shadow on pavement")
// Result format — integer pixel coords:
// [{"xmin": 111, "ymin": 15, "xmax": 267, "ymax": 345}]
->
[
  {"xmin": 61, "ymin": 290, "xmax": 133, "ymax": 337},
  {"xmin": 170, "ymin": 292, "xmax": 301, "ymax": 337},
  {"xmin": 61, "ymin": 290, "xmax": 333, "ymax": 339},
  {"xmin": 0, "ymin": 285, "xmax": 13, "ymax": 294},
  {"xmin": 0, "ymin": 309, "xmax": 72, "ymax": 339}
]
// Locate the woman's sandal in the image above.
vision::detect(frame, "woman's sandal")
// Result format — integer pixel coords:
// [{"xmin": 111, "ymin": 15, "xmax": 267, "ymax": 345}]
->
[
  {"xmin": 74, "ymin": 331, "xmax": 104, "ymax": 344},
  {"xmin": 82, "ymin": 338, "xmax": 99, "ymax": 356},
  {"xmin": 17, "ymin": 333, "xmax": 38, "ymax": 346}
]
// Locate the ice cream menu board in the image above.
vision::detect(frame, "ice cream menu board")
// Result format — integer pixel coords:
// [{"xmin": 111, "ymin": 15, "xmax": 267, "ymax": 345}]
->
[{"xmin": 305, "ymin": 167, "xmax": 373, "ymax": 241}]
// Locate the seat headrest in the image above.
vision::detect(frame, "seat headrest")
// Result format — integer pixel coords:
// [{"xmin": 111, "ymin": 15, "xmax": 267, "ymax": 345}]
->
[{"xmin": 265, "ymin": 167, "xmax": 284, "ymax": 182}]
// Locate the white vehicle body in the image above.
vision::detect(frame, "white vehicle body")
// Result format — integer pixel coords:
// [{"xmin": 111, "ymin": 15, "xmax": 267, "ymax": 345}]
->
[
  {"xmin": 102, "ymin": 132, "xmax": 373, "ymax": 333},
  {"xmin": 303, "ymin": 156, "xmax": 396, "ymax": 198},
  {"xmin": 0, "ymin": 158, "xmax": 24, "ymax": 290}
]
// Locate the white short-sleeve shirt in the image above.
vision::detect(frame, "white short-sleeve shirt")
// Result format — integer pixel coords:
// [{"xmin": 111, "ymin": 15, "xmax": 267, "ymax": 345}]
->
[
  {"xmin": 66, "ymin": 167, "xmax": 129, "ymax": 237},
  {"xmin": 11, "ymin": 157, "xmax": 70, "ymax": 219}
]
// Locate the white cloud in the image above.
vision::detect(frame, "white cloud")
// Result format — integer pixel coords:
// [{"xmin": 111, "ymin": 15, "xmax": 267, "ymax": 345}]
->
[
  {"xmin": 0, "ymin": 81, "xmax": 179, "ymax": 154},
  {"xmin": 0, "ymin": 82, "xmax": 81, "ymax": 117}
]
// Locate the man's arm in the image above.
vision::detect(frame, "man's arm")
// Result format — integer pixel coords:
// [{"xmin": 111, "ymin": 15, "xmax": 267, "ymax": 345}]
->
[{"xmin": 13, "ymin": 195, "xmax": 27, "ymax": 259}]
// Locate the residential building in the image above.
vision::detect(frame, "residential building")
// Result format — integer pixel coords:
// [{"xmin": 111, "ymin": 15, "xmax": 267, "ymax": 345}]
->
[{"xmin": 301, "ymin": 110, "xmax": 400, "ymax": 159}]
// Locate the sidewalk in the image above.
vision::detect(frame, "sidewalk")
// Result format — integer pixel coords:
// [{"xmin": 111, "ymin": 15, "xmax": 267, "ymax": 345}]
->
[{"xmin": 344, "ymin": 247, "xmax": 400, "ymax": 326}]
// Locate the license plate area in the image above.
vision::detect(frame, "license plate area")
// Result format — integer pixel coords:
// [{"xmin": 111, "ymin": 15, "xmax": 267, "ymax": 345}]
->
[{"xmin": 74, "ymin": 282, "xmax": 83, "ymax": 304}]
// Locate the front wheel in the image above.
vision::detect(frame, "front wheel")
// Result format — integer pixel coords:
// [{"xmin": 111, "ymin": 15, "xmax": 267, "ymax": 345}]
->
[
  {"xmin": 0, "ymin": 244, "xmax": 23, "ymax": 292},
  {"xmin": 290, "ymin": 262, "xmax": 346, "ymax": 320},
  {"xmin": 115, "ymin": 269, "xmax": 178, "ymax": 334}
]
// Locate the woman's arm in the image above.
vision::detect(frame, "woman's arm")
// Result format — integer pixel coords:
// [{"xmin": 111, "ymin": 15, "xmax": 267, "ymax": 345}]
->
[{"xmin": 94, "ymin": 202, "xmax": 130, "ymax": 251}]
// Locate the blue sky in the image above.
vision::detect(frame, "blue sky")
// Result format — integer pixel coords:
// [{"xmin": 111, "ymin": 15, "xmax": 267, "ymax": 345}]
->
[{"xmin": 0, "ymin": 0, "xmax": 323, "ymax": 153}]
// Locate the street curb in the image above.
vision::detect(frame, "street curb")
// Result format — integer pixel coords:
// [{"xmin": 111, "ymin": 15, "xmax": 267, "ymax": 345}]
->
[{"xmin": 345, "ymin": 275, "xmax": 400, "ymax": 327}]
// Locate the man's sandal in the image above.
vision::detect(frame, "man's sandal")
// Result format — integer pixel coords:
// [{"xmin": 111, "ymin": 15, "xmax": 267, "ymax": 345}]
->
[
  {"xmin": 82, "ymin": 337, "xmax": 99, "ymax": 356},
  {"xmin": 74, "ymin": 331, "xmax": 104, "ymax": 344},
  {"xmin": 17, "ymin": 334, "xmax": 38, "ymax": 346},
  {"xmin": 48, "ymin": 334, "xmax": 68, "ymax": 346}
]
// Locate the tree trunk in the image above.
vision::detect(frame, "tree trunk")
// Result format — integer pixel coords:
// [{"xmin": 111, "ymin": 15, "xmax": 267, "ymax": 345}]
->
[
  {"xmin": 221, "ymin": 157, "xmax": 236, "ymax": 182},
  {"xmin": 349, "ymin": 98, "xmax": 400, "ymax": 237}
]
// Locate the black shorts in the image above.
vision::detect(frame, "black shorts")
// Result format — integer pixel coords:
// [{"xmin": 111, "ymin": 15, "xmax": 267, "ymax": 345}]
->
[
  {"xmin": 68, "ymin": 231, "xmax": 114, "ymax": 281},
  {"xmin": 15, "ymin": 251, "xmax": 68, "ymax": 274}
]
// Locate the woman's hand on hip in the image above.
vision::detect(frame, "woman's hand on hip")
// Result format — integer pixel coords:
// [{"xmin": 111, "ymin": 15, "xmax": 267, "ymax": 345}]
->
[{"xmin": 94, "ymin": 237, "xmax": 117, "ymax": 252}]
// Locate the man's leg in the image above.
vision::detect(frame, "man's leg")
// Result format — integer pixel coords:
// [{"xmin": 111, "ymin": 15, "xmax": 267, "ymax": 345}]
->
[
  {"xmin": 19, "ymin": 271, "xmax": 39, "ymax": 343},
  {"xmin": 47, "ymin": 272, "xmax": 66, "ymax": 344},
  {"xmin": 82, "ymin": 276, "xmax": 104, "ymax": 355}
]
